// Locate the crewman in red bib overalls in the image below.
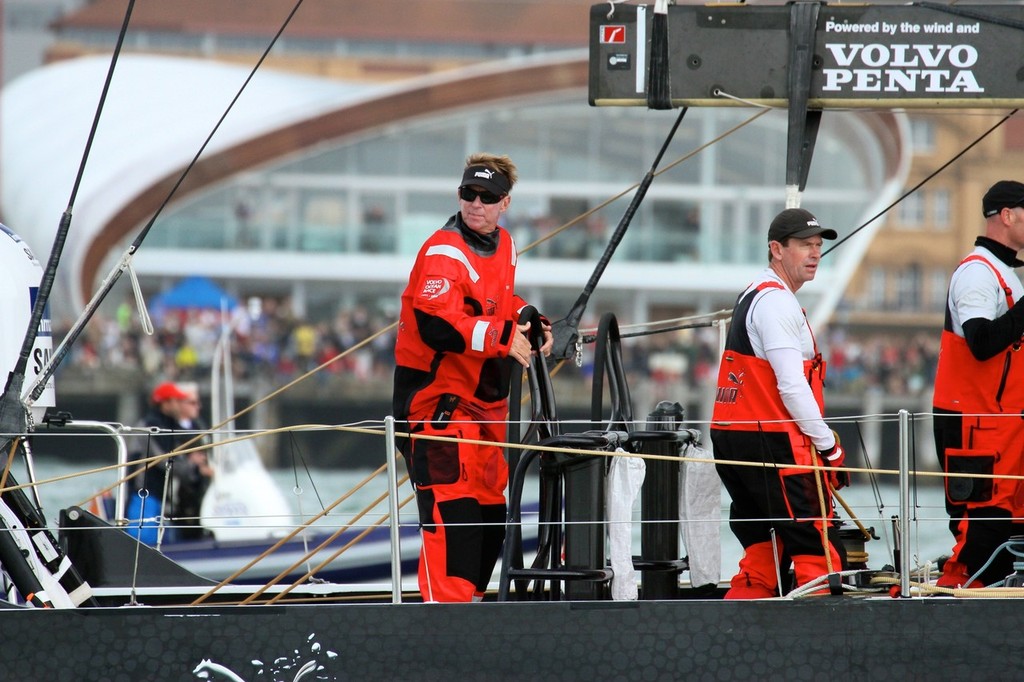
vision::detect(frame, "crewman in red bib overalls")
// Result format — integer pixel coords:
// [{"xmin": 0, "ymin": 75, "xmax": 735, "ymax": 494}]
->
[
  {"xmin": 711, "ymin": 208, "xmax": 848, "ymax": 599},
  {"xmin": 393, "ymin": 153, "xmax": 552, "ymax": 602},
  {"xmin": 933, "ymin": 180, "xmax": 1024, "ymax": 588}
]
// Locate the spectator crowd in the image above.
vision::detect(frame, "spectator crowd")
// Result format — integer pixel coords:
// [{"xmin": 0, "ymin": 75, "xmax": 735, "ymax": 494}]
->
[
  {"xmin": 61, "ymin": 297, "xmax": 397, "ymax": 386},
  {"xmin": 56, "ymin": 297, "xmax": 940, "ymax": 401}
]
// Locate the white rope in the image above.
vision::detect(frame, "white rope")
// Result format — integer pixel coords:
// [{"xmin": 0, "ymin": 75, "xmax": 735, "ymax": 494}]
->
[
  {"xmin": 605, "ymin": 0, "xmax": 631, "ymax": 20},
  {"xmin": 580, "ymin": 308, "xmax": 733, "ymax": 336},
  {"xmin": 713, "ymin": 88, "xmax": 778, "ymax": 109},
  {"xmin": 127, "ymin": 261, "xmax": 154, "ymax": 336}
]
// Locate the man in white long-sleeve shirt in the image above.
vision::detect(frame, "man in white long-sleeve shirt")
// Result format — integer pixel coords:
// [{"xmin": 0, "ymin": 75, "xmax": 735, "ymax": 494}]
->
[
  {"xmin": 932, "ymin": 179, "xmax": 1024, "ymax": 588},
  {"xmin": 710, "ymin": 207, "xmax": 848, "ymax": 599}
]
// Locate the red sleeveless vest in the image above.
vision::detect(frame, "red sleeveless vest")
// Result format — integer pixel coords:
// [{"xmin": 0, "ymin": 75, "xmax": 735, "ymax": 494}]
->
[
  {"xmin": 933, "ymin": 254, "xmax": 1024, "ymax": 414},
  {"xmin": 712, "ymin": 282, "xmax": 826, "ymax": 466}
]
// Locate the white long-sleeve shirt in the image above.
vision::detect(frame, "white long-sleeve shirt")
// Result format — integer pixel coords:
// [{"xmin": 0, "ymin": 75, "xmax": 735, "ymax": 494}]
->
[{"xmin": 741, "ymin": 269, "xmax": 834, "ymax": 451}]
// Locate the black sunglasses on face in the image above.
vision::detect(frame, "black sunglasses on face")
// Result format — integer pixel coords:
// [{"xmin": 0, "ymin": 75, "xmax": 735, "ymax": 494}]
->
[{"xmin": 459, "ymin": 186, "xmax": 505, "ymax": 204}]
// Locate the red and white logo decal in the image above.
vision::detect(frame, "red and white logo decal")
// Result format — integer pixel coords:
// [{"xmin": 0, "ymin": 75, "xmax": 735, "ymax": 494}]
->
[
  {"xmin": 601, "ymin": 25, "xmax": 626, "ymax": 44},
  {"xmin": 419, "ymin": 277, "xmax": 450, "ymax": 300}
]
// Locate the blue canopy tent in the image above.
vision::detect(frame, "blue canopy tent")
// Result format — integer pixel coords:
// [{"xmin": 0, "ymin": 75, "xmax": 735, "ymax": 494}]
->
[{"xmin": 150, "ymin": 276, "xmax": 238, "ymax": 312}]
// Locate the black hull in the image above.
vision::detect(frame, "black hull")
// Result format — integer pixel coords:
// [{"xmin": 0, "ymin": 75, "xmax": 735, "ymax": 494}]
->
[{"xmin": 0, "ymin": 597, "xmax": 1012, "ymax": 681}]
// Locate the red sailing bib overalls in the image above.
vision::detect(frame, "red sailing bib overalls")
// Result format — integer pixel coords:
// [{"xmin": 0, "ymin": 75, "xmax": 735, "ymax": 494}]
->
[
  {"xmin": 710, "ymin": 281, "xmax": 841, "ymax": 598},
  {"xmin": 933, "ymin": 254, "xmax": 1024, "ymax": 516},
  {"xmin": 712, "ymin": 281, "xmax": 827, "ymax": 487}
]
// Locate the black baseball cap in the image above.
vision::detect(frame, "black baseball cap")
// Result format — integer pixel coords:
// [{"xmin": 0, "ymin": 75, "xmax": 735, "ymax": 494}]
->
[
  {"xmin": 768, "ymin": 208, "xmax": 837, "ymax": 242},
  {"xmin": 460, "ymin": 165, "xmax": 511, "ymax": 196},
  {"xmin": 982, "ymin": 180, "xmax": 1024, "ymax": 217}
]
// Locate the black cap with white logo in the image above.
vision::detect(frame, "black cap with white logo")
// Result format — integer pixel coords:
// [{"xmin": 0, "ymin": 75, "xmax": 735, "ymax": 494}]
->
[
  {"xmin": 768, "ymin": 208, "xmax": 838, "ymax": 242},
  {"xmin": 460, "ymin": 165, "xmax": 511, "ymax": 195}
]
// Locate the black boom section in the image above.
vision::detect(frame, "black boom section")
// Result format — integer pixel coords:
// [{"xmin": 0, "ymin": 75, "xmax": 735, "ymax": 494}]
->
[{"xmin": 590, "ymin": 2, "xmax": 1024, "ymax": 109}]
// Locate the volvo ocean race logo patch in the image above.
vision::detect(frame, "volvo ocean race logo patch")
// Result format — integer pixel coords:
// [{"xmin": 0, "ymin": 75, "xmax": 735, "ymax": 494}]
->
[{"xmin": 420, "ymin": 277, "xmax": 450, "ymax": 300}]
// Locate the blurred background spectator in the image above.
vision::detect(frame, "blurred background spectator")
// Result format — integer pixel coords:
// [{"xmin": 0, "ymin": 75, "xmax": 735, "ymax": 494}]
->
[{"xmin": 57, "ymin": 297, "xmax": 939, "ymax": 402}]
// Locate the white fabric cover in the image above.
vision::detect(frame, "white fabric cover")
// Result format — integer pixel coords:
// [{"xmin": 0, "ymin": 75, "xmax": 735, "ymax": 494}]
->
[
  {"xmin": 679, "ymin": 441, "xmax": 721, "ymax": 588},
  {"xmin": 606, "ymin": 449, "xmax": 646, "ymax": 600}
]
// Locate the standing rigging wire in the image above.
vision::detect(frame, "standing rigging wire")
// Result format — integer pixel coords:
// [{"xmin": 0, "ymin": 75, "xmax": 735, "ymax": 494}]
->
[
  {"xmin": 823, "ymin": 108, "xmax": 1020, "ymax": 258},
  {"xmin": 550, "ymin": 107, "xmax": 688, "ymax": 361},
  {"xmin": 24, "ymin": 0, "xmax": 309, "ymax": 405},
  {"xmin": 16, "ymin": 0, "xmax": 1013, "ymax": 424},
  {"xmin": 576, "ymin": 106, "xmax": 1021, "ymax": 342},
  {"xmin": 0, "ymin": 1, "xmax": 138, "ymax": 439},
  {"xmin": 0, "ymin": 0, "xmax": 139, "ymax": 611}
]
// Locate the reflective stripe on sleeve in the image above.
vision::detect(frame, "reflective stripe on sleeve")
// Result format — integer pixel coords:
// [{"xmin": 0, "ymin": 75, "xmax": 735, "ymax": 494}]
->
[{"xmin": 471, "ymin": 320, "xmax": 490, "ymax": 351}]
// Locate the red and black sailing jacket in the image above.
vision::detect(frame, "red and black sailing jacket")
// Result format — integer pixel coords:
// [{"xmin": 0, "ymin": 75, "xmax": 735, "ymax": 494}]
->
[{"xmin": 393, "ymin": 213, "xmax": 530, "ymax": 422}]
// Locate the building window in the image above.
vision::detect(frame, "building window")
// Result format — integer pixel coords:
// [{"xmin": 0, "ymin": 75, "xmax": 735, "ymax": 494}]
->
[
  {"xmin": 909, "ymin": 118, "xmax": 935, "ymax": 155},
  {"xmin": 895, "ymin": 264, "xmax": 921, "ymax": 310},
  {"xmin": 929, "ymin": 268, "xmax": 949, "ymax": 312},
  {"xmin": 931, "ymin": 188, "xmax": 951, "ymax": 230},
  {"xmin": 896, "ymin": 192, "xmax": 924, "ymax": 228},
  {"xmin": 868, "ymin": 266, "xmax": 887, "ymax": 309}
]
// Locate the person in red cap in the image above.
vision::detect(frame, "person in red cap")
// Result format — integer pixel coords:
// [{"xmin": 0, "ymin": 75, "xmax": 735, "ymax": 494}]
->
[
  {"xmin": 710, "ymin": 207, "xmax": 848, "ymax": 598},
  {"xmin": 126, "ymin": 381, "xmax": 192, "ymax": 545},
  {"xmin": 151, "ymin": 381, "xmax": 190, "ymax": 405},
  {"xmin": 933, "ymin": 179, "xmax": 1024, "ymax": 587},
  {"xmin": 393, "ymin": 152, "xmax": 552, "ymax": 602},
  {"xmin": 172, "ymin": 382, "xmax": 214, "ymax": 541}
]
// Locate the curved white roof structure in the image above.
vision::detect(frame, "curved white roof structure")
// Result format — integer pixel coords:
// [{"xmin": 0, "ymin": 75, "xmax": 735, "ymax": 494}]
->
[
  {"xmin": 1, "ymin": 54, "xmax": 385, "ymax": 311},
  {"xmin": 1, "ymin": 51, "xmax": 910, "ymax": 332}
]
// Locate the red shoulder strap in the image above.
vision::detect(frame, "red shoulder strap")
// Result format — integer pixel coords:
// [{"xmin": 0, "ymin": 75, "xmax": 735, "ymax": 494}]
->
[{"xmin": 961, "ymin": 254, "xmax": 1015, "ymax": 309}]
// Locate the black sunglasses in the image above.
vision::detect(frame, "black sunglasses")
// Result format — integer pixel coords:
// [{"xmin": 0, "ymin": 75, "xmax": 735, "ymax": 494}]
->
[{"xmin": 459, "ymin": 186, "xmax": 505, "ymax": 204}]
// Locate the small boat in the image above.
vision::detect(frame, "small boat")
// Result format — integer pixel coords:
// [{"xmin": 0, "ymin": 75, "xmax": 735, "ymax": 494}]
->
[{"xmin": 72, "ymin": 312, "xmax": 539, "ymax": 587}]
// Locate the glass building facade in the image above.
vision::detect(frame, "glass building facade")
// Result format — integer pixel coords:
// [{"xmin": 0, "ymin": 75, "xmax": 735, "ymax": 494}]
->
[{"xmin": 141, "ymin": 92, "xmax": 890, "ymax": 322}]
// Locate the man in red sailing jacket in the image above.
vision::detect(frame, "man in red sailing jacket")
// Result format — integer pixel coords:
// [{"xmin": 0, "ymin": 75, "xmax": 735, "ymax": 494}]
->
[
  {"xmin": 933, "ymin": 180, "xmax": 1024, "ymax": 588},
  {"xmin": 393, "ymin": 153, "xmax": 552, "ymax": 602},
  {"xmin": 711, "ymin": 208, "xmax": 848, "ymax": 599}
]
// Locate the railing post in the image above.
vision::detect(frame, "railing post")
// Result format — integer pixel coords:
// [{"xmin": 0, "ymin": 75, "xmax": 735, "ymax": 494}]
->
[
  {"xmin": 385, "ymin": 416, "xmax": 402, "ymax": 604},
  {"xmin": 898, "ymin": 409, "xmax": 911, "ymax": 598}
]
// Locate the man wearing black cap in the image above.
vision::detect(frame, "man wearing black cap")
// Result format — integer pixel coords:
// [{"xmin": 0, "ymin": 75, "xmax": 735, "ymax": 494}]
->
[
  {"xmin": 711, "ymin": 207, "xmax": 848, "ymax": 598},
  {"xmin": 933, "ymin": 179, "xmax": 1024, "ymax": 588},
  {"xmin": 393, "ymin": 153, "xmax": 552, "ymax": 602}
]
